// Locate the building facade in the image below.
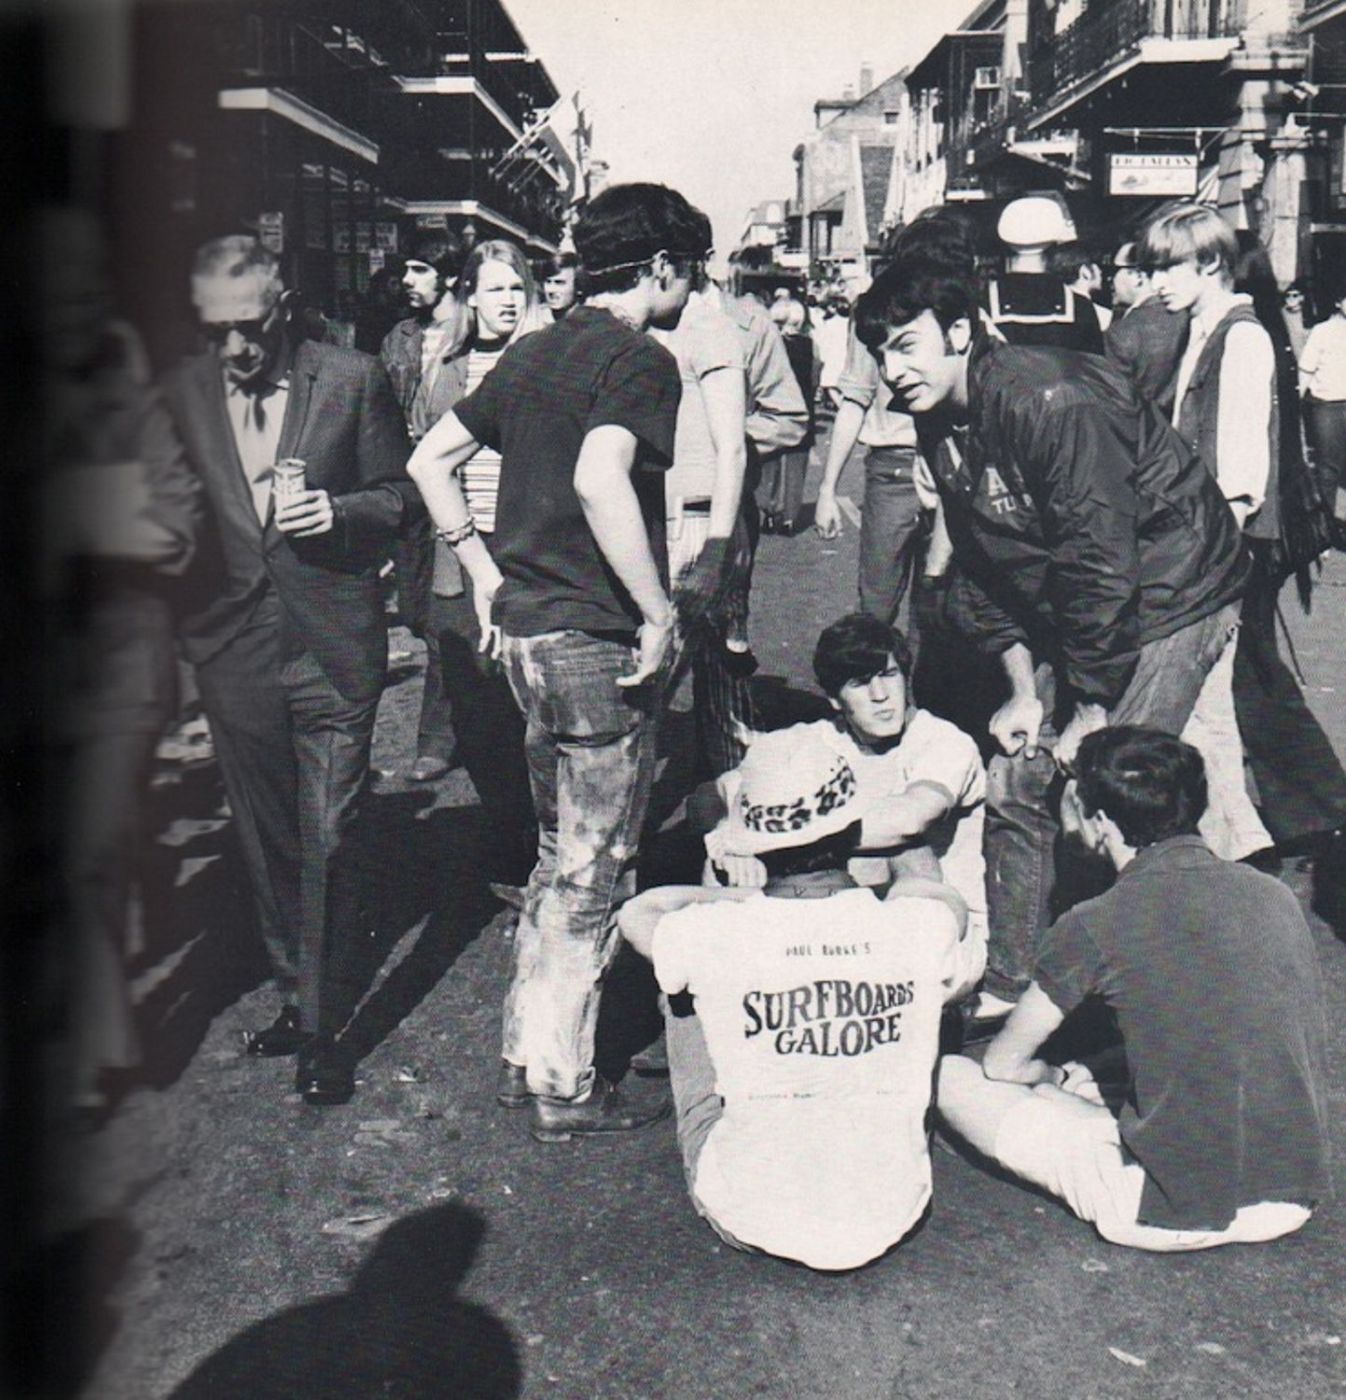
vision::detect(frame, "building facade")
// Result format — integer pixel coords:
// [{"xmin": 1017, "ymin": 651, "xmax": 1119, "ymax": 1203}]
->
[{"xmin": 115, "ymin": 0, "xmax": 572, "ymax": 356}]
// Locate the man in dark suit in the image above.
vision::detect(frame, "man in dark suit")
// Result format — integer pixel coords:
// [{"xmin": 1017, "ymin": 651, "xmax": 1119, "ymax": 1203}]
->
[
  {"xmin": 1104, "ymin": 240, "xmax": 1188, "ymax": 418},
  {"xmin": 163, "ymin": 236, "xmax": 414, "ymax": 1104}
]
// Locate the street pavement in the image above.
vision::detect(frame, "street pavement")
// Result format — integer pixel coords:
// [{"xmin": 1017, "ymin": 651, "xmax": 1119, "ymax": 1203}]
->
[{"xmin": 47, "ymin": 435, "xmax": 1346, "ymax": 1399}]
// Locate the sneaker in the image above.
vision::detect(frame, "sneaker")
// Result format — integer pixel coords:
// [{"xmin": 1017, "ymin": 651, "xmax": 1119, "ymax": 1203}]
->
[{"xmin": 530, "ymin": 1075, "xmax": 671, "ymax": 1143}]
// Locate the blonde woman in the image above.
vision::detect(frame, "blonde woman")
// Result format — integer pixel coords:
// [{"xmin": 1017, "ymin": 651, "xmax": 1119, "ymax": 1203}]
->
[{"xmin": 415, "ymin": 239, "xmax": 547, "ymax": 890}]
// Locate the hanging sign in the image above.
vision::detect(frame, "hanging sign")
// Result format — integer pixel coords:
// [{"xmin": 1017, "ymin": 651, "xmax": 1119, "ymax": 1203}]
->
[{"xmin": 1108, "ymin": 153, "xmax": 1199, "ymax": 197}]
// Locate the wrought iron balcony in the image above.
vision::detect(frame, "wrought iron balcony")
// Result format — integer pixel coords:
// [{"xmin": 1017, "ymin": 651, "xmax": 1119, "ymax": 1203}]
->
[{"xmin": 1027, "ymin": 0, "xmax": 1245, "ymax": 108}]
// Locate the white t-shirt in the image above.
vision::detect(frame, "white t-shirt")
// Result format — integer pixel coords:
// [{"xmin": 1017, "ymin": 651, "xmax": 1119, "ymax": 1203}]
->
[
  {"xmin": 652, "ymin": 288, "xmax": 747, "ymax": 507},
  {"xmin": 653, "ymin": 888, "xmax": 978, "ymax": 1270},
  {"xmin": 840, "ymin": 713, "xmax": 987, "ymax": 951}
]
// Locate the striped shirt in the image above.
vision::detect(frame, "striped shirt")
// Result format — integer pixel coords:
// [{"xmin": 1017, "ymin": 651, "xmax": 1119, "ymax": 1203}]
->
[{"xmin": 462, "ymin": 346, "xmax": 505, "ymax": 532}]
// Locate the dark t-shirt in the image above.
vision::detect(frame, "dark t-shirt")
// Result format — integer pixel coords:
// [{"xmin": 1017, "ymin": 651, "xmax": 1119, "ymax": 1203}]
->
[
  {"xmin": 453, "ymin": 306, "xmax": 680, "ymax": 637},
  {"xmin": 1035, "ymin": 836, "xmax": 1331, "ymax": 1230}
]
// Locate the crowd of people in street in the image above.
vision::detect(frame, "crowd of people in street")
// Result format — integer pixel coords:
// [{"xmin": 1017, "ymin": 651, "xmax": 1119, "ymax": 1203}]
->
[{"xmin": 47, "ymin": 172, "xmax": 1344, "ymax": 1274}]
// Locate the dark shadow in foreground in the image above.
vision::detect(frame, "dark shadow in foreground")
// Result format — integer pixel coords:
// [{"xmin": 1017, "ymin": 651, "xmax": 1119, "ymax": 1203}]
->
[
  {"xmin": 7, "ymin": 1216, "xmax": 139, "ymax": 1399},
  {"xmin": 169, "ymin": 1202, "xmax": 520, "ymax": 1399}
]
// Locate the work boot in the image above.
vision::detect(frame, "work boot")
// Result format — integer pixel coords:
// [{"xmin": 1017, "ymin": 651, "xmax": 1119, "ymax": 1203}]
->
[
  {"xmin": 496, "ymin": 1061, "xmax": 531, "ymax": 1109},
  {"xmin": 530, "ymin": 1074, "xmax": 670, "ymax": 1143}
]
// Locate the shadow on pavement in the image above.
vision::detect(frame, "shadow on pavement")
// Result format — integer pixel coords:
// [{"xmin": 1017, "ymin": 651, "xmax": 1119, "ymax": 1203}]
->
[
  {"xmin": 167, "ymin": 1202, "xmax": 520, "ymax": 1399},
  {"xmin": 134, "ymin": 764, "xmax": 272, "ymax": 1093},
  {"xmin": 340, "ymin": 794, "xmax": 504, "ymax": 1063}
]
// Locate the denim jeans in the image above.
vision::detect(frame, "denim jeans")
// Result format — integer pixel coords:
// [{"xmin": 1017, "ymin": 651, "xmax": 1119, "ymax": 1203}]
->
[
  {"xmin": 499, "ymin": 629, "xmax": 663, "ymax": 1100},
  {"xmin": 436, "ymin": 580, "xmax": 536, "ymax": 885},
  {"xmin": 859, "ymin": 447, "xmax": 923, "ymax": 632},
  {"xmin": 983, "ymin": 603, "xmax": 1240, "ymax": 998},
  {"xmin": 1305, "ymin": 396, "xmax": 1345, "ymax": 506}
]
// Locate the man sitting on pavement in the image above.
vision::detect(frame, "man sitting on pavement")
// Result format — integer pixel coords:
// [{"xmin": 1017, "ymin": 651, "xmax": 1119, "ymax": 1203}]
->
[
  {"xmin": 697, "ymin": 613, "xmax": 987, "ymax": 964},
  {"xmin": 619, "ymin": 726, "xmax": 982, "ymax": 1271},
  {"xmin": 938, "ymin": 726, "xmax": 1332, "ymax": 1251}
]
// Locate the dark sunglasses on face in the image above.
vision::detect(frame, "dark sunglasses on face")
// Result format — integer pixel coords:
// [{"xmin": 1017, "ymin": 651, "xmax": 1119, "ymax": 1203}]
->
[{"xmin": 202, "ymin": 305, "xmax": 279, "ymax": 344}]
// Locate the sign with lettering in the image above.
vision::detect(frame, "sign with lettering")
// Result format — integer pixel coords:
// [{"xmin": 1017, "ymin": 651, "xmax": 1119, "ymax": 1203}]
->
[{"xmin": 1108, "ymin": 153, "xmax": 1199, "ymax": 197}]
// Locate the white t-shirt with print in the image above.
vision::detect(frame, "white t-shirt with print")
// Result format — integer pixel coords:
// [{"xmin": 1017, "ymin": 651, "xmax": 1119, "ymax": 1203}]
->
[{"xmin": 653, "ymin": 887, "xmax": 978, "ymax": 1270}]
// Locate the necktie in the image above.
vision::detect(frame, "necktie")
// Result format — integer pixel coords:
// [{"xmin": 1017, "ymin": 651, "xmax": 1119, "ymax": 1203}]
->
[{"xmin": 233, "ymin": 384, "xmax": 275, "ymax": 523}]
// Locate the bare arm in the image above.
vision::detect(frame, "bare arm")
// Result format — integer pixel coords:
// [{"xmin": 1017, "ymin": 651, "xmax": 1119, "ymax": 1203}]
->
[
  {"xmin": 673, "ymin": 365, "xmax": 748, "ymax": 624},
  {"xmin": 814, "ymin": 396, "xmax": 866, "ymax": 539},
  {"xmin": 407, "ymin": 410, "xmax": 505, "ymax": 640},
  {"xmin": 858, "ymin": 782, "xmax": 956, "ymax": 851},
  {"xmin": 619, "ymin": 884, "xmax": 758, "ymax": 960},
  {"xmin": 981, "ymin": 982, "xmax": 1067, "ymax": 1086},
  {"xmin": 988, "ymin": 642, "xmax": 1045, "ymax": 758},
  {"xmin": 573, "ymin": 424, "xmax": 674, "ymax": 685},
  {"xmin": 701, "ymin": 365, "xmax": 749, "ymax": 539}
]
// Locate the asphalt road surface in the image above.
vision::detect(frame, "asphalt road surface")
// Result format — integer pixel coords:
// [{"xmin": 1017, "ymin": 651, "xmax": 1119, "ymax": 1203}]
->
[{"xmin": 39, "ymin": 436, "xmax": 1346, "ymax": 1399}]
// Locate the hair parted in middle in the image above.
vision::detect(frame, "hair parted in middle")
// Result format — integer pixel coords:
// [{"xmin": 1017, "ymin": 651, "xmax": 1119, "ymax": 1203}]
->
[{"xmin": 443, "ymin": 237, "xmax": 544, "ymax": 357}]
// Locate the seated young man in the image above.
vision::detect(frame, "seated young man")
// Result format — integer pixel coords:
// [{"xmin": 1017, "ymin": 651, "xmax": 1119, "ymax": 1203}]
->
[
  {"xmin": 620, "ymin": 727, "xmax": 981, "ymax": 1270},
  {"xmin": 699, "ymin": 613, "xmax": 987, "ymax": 960},
  {"xmin": 938, "ymin": 726, "xmax": 1332, "ymax": 1252}
]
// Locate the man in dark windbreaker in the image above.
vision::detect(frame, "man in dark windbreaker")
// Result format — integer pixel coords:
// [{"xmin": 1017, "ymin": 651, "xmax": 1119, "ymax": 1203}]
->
[{"xmin": 853, "ymin": 239, "xmax": 1250, "ymax": 1022}]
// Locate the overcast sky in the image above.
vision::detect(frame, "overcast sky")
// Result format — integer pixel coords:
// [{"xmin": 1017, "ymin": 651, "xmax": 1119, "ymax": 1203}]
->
[{"xmin": 506, "ymin": 0, "xmax": 963, "ymax": 251}]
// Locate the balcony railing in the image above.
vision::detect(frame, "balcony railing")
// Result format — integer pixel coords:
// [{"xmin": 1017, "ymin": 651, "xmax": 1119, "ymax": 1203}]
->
[{"xmin": 1027, "ymin": 0, "xmax": 1244, "ymax": 107}]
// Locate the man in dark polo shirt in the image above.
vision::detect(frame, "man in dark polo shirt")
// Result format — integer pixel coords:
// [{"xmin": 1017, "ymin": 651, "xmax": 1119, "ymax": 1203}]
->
[
  {"xmin": 939, "ymin": 727, "xmax": 1331, "ymax": 1249},
  {"xmin": 408, "ymin": 183, "xmax": 700, "ymax": 1140}
]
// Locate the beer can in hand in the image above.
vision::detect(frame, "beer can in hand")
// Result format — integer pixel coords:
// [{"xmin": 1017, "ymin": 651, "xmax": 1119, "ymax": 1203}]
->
[{"xmin": 273, "ymin": 458, "xmax": 307, "ymax": 499}]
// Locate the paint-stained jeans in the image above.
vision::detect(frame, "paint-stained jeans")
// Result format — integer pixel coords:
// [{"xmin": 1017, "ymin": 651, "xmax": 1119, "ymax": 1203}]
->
[
  {"xmin": 499, "ymin": 629, "xmax": 662, "ymax": 1100},
  {"xmin": 984, "ymin": 603, "xmax": 1240, "ymax": 999}
]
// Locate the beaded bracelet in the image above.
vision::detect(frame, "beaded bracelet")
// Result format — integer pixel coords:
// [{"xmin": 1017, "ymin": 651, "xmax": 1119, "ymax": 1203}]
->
[{"xmin": 435, "ymin": 519, "xmax": 478, "ymax": 547}]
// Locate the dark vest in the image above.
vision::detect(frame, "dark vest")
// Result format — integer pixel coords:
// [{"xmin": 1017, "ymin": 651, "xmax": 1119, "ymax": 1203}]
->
[{"xmin": 1176, "ymin": 303, "xmax": 1280, "ymax": 543}]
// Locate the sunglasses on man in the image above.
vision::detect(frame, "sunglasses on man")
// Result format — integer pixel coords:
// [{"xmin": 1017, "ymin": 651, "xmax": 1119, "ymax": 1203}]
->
[{"xmin": 201, "ymin": 302, "xmax": 282, "ymax": 344}]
